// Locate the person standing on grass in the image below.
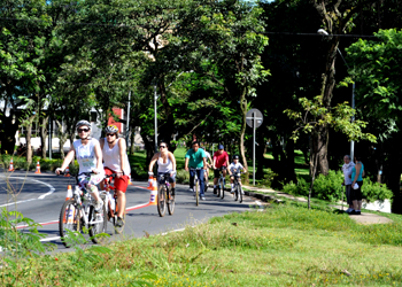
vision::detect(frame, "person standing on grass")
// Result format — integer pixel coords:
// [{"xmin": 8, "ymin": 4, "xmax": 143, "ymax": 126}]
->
[
  {"xmin": 342, "ymin": 155, "xmax": 355, "ymax": 213},
  {"xmin": 349, "ymin": 155, "xmax": 365, "ymax": 215}
]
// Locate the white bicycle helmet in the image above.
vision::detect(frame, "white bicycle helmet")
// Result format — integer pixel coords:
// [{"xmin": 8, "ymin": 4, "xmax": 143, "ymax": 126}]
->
[
  {"xmin": 76, "ymin": 120, "xmax": 91, "ymax": 130},
  {"xmin": 104, "ymin": 124, "xmax": 119, "ymax": 134}
]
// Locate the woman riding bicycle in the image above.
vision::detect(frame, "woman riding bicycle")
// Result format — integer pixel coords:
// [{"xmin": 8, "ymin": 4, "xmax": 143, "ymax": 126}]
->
[
  {"xmin": 56, "ymin": 120, "xmax": 104, "ymax": 212},
  {"xmin": 148, "ymin": 141, "xmax": 177, "ymax": 195}
]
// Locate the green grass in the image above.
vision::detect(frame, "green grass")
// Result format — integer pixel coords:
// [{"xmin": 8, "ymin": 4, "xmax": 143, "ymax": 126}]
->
[{"xmin": 3, "ymin": 203, "xmax": 402, "ymax": 286}]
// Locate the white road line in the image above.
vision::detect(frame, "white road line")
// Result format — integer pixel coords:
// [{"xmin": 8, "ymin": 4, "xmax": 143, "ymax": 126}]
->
[
  {"xmin": 40, "ymin": 236, "xmax": 60, "ymax": 242},
  {"xmin": 0, "ymin": 176, "xmax": 56, "ymax": 205}
]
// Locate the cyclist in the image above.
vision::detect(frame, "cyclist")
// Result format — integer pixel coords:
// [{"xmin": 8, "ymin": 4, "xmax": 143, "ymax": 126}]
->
[
  {"xmin": 185, "ymin": 141, "xmax": 207, "ymax": 201},
  {"xmin": 202, "ymin": 148, "xmax": 213, "ymax": 191},
  {"xmin": 212, "ymin": 144, "xmax": 230, "ymax": 194},
  {"xmin": 56, "ymin": 120, "xmax": 104, "ymax": 212},
  {"xmin": 99, "ymin": 124, "xmax": 131, "ymax": 228},
  {"xmin": 228, "ymin": 155, "xmax": 247, "ymax": 194},
  {"xmin": 148, "ymin": 141, "xmax": 177, "ymax": 195}
]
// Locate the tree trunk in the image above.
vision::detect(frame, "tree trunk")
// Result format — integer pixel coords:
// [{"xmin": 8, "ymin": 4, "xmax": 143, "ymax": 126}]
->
[
  {"xmin": 26, "ymin": 120, "xmax": 34, "ymax": 167},
  {"xmin": 0, "ymin": 114, "xmax": 19, "ymax": 155},
  {"xmin": 239, "ymin": 89, "xmax": 249, "ymax": 184},
  {"xmin": 317, "ymin": 125, "xmax": 330, "ymax": 175},
  {"xmin": 40, "ymin": 116, "xmax": 48, "ymax": 158},
  {"xmin": 285, "ymin": 138, "xmax": 296, "ymax": 182}
]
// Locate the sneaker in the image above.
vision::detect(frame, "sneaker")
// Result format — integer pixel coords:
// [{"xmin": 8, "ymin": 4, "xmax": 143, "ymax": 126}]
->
[
  {"xmin": 348, "ymin": 210, "xmax": 359, "ymax": 215},
  {"xmin": 355, "ymin": 210, "xmax": 361, "ymax": 215},
  {"xmin": 200, "ymin": 196, "xmax": 206, "ymax": 201},
  {"xmin": 345, "ymin": 208, "xmax": 353, "ymax": 213},
  {"xmin": 116, "ymin": 217, "xmax": 125, "ymax": 228},
  {"xmin": 94, "ymin": 200, "xmax": 103, "ymax": 213}
]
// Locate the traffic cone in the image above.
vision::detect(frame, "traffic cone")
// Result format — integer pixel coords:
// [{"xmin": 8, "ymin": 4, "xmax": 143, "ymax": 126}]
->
[
  {"xmin": 64, "ymin": 167, "xmax": 71, "ymax": 177},
  {"xmin": 149, "ymin": 178, "xmax": 158, "ymax": 205},
  {"xmin": 147, "ymin": 174, "xmax": 154, "ymax": 190},
  {"xmin": 34, "ymin": 161, "xmax": 41, "ymax": 174},
  {"xmin": 8, "ymin": 158, "xmax": 15, "ymax": 172},
  {"xmin": 65, "ymin": 185, "xmax": 73, "ymax": 200}
]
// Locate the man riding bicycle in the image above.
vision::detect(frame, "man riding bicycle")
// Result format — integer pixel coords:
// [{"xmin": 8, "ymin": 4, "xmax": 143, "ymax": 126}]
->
[
  {"xmin": 56, "ymin": 120, "xmax": 104, "ymax": 212},
  {"xmin": 148, "ymin": 141, "xmax": 177, "ymax": 194},
  {"xmin": 212, "ymin": 144, "xmax": 230, "ymax": 194},
  {"xmin": 99, "ymin": 124, "xmax": 131, "ymax": 228},
  {"xmin": 228, "ymin": 155, "xmax": 247, "ymax": 194},
  {"xmin": 185, "ymin": 141, "xmax": 207, "ymax": 201}
]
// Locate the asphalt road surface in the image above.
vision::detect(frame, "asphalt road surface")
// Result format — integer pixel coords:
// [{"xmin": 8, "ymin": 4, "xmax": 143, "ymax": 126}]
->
[{"xmin": 0, "ymin": 170, "xmax": 259, "ymax": 252}]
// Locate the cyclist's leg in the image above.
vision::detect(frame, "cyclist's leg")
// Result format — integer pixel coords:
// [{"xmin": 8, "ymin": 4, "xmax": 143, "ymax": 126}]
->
[
  {"xmin": 198, "ymin": 169, "xmax": 205, "ymax": 197},
  {"xmin": 213, "ymin": 169, "xmax": 219, "ymax": 191},
  {"xmin": 189, "ymin": 169, "xmax": 195, "ymax": 191},
  {"xmin": 114, "ymin": 175, "xmax": 129, "ymax": 219},
  {"xmin": 169, "ymin": 172, "xmax": 176, "ymax": 194},
  {"xmin": 88, "ymin": 172, "xmax": 105, "ymax": 210},
  {"xmin": 230, "ymin": 176, "xmax": 235, "ymax": 193}
]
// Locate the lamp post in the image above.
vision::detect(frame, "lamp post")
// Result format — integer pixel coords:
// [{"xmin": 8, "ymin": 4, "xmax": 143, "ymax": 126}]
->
[
  {"xmin": 317, "ymin": 29, "xmax": 355, "ymax": 160},
  {"xmin": 154, "ymin": 83, "xmax": 158, "ymax": 153}
]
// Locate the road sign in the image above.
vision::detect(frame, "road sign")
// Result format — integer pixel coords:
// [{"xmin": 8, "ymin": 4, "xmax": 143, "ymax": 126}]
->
[
  {"xmin": 246, "ymin": 109, "xmax": 263, "ymax": 128},
  {"xmin": 246, "ymin": 109, "xmax": 264, "ymax": 186}
]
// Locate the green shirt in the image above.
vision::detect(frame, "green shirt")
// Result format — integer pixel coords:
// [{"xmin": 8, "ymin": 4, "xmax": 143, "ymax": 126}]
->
[{"xmin": 185, "ymin": 148, "xmax": 206, "ymax": 168}]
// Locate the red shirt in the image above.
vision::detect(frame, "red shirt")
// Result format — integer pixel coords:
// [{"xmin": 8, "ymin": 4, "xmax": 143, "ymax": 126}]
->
[{"xmin": 213, "ymin": 151, "xmax": 229, "ymax": 168}]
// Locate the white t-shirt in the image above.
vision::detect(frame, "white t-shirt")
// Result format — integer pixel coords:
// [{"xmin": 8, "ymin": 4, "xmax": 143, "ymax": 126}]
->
[
  {"xmin": 158, "ymin": 154, "xmax": 173, "ymax": 173},
  {"xmin": 102, "ymin": 138, "xmax": 131, "ymax": 175},
  {"xmin": 229, "ymin": 162, "xmax": 244, "ymax": 175},
  {"xmin": 342, "ymin": 162, "xmax": 355, "ymax": 185},
  {"xmin": 73, "ymin": 138, "xmax": 100, "ymax": 174}
]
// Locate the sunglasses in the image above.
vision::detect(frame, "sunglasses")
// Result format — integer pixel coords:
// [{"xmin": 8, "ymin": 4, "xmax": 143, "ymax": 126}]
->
[
  {"xmin": 77, "ymin": 128, "xmax": 89, "ymax": 133},
  {"xmin": 106, "ymin": 133, "xmax": 116, "ymax": 137},
  {"xmin": 159, "ymin": 145, "xmax": 166, "ymax": 149}
]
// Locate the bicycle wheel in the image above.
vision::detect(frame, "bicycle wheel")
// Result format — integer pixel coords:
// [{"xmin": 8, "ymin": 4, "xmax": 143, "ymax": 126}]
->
[
  {"xmin": 89, "ymin": 203, "xmax": 108, "ymax": 244},
  {"xmin": 157, "ymin": 184, "xmax": 167, "ymax": 217},
  {"xmin": 59, "ymin": 199, "xmax": 81, "ymax": 248},
  {"xmin": 239, "ymin": 186, "xmax": 243, "ymax": 203},
  {"xmin": 113, "ymin": 201, "xmax": 125, "ymax": 234},
  {"xmin": 167, "ymin": 186, "xmax": 176, "ymax": 215},
  {"xmin": 234, "ymin": 185, "xmax": 239, "ymax": 201},
  {"xmin": 220, "ymin": 178, "xmax": 225, "ymax": 200},
  {"xmin": 195, "ymin": 180, "xmax": 199, "ymax": 206}
]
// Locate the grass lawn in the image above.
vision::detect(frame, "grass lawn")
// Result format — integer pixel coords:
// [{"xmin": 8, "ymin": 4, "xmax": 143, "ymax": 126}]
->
[{"xmin": 4, "ymin": 202, "xmax": 402, "ymax": 286}]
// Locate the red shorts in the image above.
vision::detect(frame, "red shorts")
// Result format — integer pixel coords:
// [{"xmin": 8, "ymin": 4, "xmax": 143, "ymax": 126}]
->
[{"xmin": 104, "ymin": 168, "xmax": 129, "ymax": 193}]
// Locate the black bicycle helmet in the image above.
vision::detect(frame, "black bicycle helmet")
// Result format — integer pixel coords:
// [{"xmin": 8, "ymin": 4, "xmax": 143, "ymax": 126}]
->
[{"xmin": 233, "ymin": 155, "xmax": 240, "ymax": 160}]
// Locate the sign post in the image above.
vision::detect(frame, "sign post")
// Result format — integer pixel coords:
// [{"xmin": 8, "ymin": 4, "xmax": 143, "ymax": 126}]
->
[{"xmin": 246, "ymin": 109, "xmax": 263, "ymax": 185}]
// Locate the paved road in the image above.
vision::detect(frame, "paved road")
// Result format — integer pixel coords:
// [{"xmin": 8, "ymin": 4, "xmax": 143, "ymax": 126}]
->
[{"xmin": 0, "ymin": 170, "xmax": 258, "ymax": 252}]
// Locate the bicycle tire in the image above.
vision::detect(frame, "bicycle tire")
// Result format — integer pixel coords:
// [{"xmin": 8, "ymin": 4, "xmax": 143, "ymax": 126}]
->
[
  {"xmin": 59, "ymin": 199, "xmax": 81, "ymax": 248},
  {"xmin": 157, "ymin": 184, "xmax": 167, "ymax": 217},
  {"xmin": 239, "ymin": 186, "xmax": 243, "ymax": 203},
  {"xmin": 220, "ymin": 178, "xmax": 225, "ymax": 200},
  {"xmin": 167, "ymin": 186, "xmax": 175, "ymax": 215},
  {"xmin": 195, "ymin": 180, "xmax": 199, "ymax": 206},
  {"xmin": 89, "ymin": 203, "xmax": 108, "ymax": 244},
  {"xmin": 234, "ymin": 185, "xmax": 239, "ymax": 201}
]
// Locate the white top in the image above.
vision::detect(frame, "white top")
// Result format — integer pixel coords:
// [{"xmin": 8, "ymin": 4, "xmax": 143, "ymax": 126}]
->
[
  {"xmin": 229, "ymin": 162, "xmax": 244, "ymax": 175},
  {"xmin": 102, "ymin": 138, "xmax": 131, "ymax": 175},
  {"xmin": 158, "ymin": 154, "xmax": 173, "ymax": 173},
  {"xmin": 73, "ymin": 138, "xmax": 99, "ymax": 174},
  {"xmin": 342, "ymin": 162, "xmax": 355, "ymax": 185}
]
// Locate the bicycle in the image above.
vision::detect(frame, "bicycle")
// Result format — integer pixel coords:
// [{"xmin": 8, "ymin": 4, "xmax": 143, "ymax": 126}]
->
[
  {"xmin": 189, "ymin": 168, "xmax": 202, "ymax": 206},
  {"xmin": 232, "ymin": 171, "xmax": 244, "ymax": 203},
  {"xmin": 215, "ymin": 167, "xmax": 226, "ymax": 200},
  {"xmin": 156, "ymin": 173, "xmax": 176, "ymax": 217},
  {"xmin": 58, "ymin": 172, "xmax": 107, "ymax": 248},
  {"xmin": 102, "ymin": 173, "xmax": 124, "ymax": 234}
]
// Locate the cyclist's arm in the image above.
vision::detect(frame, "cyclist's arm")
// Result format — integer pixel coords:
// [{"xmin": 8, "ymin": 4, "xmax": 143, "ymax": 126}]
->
[
  {"xmin": 94, "ymin": 141, "xmax": 103, "ymax": 173},
  {"xmin": 212, "ymin": 155, "xmax": 217, "ymax": 169},
  {"xmin": 184, "ymin": 157, "xmax": 189, "ymax": 171},
  {"xmin": 118, "ymin": 138, "xmax": 127, "ymax": 174},
  {"xmin": 203, "ymin": 156, "xmax": 207, "ymax": 169},
  {"xmin": 148, "ymin": 153, "xmax": 159, "ymax": 172},
  {"xmin": 169, "ymin": 152, "xmax": 177, "ymax": 171},
  {"xmin": 60, "ymin": 146, "xmax": 75, "ymax": 171}
]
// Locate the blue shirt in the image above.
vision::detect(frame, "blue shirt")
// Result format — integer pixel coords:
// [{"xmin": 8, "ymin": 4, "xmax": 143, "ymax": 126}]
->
[
  {"xmin": 351, "ymin": 162, "xmax": 364, "ymax": 182},
  {"xmin": 185, "ymin": 148, "xmax": 206, "ymax": 168}
]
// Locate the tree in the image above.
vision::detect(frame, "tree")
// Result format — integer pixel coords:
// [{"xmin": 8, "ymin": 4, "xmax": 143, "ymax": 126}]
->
[
  {"xmin": 345, "ymin": 29, "xmax": 402, "ymax": 212},
  {"xmin": 285, "ymin": 95, "xmax": 376, "ymax": 208}
]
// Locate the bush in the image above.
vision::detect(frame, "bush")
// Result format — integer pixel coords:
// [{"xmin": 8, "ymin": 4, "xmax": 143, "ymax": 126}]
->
[
  {"xmin": 361, "ymin": 178, "xmax": 393, "ymax": 203},
  {"xmin": 313, "ymin": 170, "xmax": 344, "ymax": 202},
  {"xmin": 176, "ymin": 169, "xmax": 189, "ymax": 184},
  {"xmin": 282, "ymin": 170, "xmax": 393, "ymax": 203},
  {"xmin": 259, "ymin": 168, "xmax": 278, "ymax": 188}
]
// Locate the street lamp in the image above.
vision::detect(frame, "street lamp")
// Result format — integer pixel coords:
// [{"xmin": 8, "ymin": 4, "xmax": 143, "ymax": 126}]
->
[{"xmin": 317, "ymin": 29, "xmax": 355, "ymax": 160}]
